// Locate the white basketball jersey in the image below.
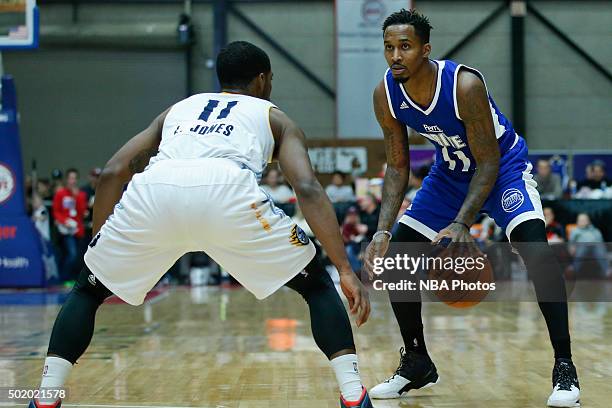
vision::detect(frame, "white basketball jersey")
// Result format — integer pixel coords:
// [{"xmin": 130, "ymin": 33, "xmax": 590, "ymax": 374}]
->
[{"xmin": 149, "ymin": 92, "xmax": 277, "ymax": 178}]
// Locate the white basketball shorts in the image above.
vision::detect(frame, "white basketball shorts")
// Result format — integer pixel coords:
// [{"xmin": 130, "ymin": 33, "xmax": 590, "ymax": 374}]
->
[{"xmin": 84, "ymin": 158, "xmax": 316, "ymax": 305}]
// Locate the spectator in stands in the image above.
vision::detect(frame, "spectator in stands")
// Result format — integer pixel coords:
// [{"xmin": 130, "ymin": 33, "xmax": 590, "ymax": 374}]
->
[
  {"xmin": 82, "ymin": 167, "xmax": 101, "ymax": 240},
  {"xmin": 37, "ymin": 178, "xmax": 52, "ymax": 203},
  {"xmin": 358, "ymin": 192, "xmax": 380, "ymax": 241},
  {"xmin": 534, "ymin": 158, "xmax": 563, "ymax": 200},
  {"xmin": 32, "ymin": 193, "xmax": 60, "ymax": 283},
  {"xmin": 341, "ymin": 206, "xmax": 367, "ymax": 272},
  {"xmin": 51, "ymin": 168, "xmax": 64, "ymax": 194},
  {"xmin": 325, "ymin": 171, "xmax": 355, "ymax": 203},
  {"xmin": 569, "ymin": 213, "xmax": 608, "ymax": 278},
  {"xmin": 52, "ymin": 168, "xmax": 88, "ymax": 282},
  {"xmin": 261, "ymin": 167, "xmax": 294, "ymax": 204},
  {"xmin": 576, "ymin": 160, "xmax": 611, "ymax": 199},
  {"xmin": 544, "ymin": 207, "xmax": 565, "ymax": 242},
  {"xmin": 406, "ymin": 165, "xmax": 430, "ymax": 202},
  {"xmin": 32, "ymin": 194, "xmax": 51, "ymax": 241},
  {"xmin": 342, "ymin": 207, "xmax": 367, "ymax": 243}
]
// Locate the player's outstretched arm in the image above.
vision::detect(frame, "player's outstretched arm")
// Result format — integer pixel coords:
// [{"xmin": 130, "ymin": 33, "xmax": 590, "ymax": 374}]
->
[
  {"xmin": 92, "ymin": 109, "xmax": 169, "ymax": 236},
  {"xmin": 363, "ymin": 81, "xmax": 410, "ymax": 277},
  {"xmin": 270, "ymin": 108, "xmax": 370, "ymax": 326},
  {"xmin": 433, "ymin": 69, "xmax": 500, "ymax": 243}
]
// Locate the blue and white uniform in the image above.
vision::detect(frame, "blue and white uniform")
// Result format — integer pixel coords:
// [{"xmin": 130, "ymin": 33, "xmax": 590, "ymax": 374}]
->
[
  {"xmin": 85, "ymin": 93, "xmax": 315, "ymax": 305},
  {"xmin": 384, "ymin": 59, "xmax": 543, "ymax": 239}
]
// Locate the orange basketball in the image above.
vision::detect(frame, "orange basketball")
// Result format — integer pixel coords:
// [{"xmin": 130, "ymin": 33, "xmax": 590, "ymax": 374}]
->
[{"xmin": 427, "ymin": 244, "xmax": 495, "ymax": 308}]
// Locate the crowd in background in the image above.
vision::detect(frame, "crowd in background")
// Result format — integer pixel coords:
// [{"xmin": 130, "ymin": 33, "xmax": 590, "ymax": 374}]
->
[
  {"xmin": 26, "ymin": 167, "xmax": 101, "ymax": 285},
  {"xmin": 534, "ymin": 158, "xmax": 612, "ymax": 200},
  {"xmin": 24, "ymin": 156, "xmax": 611, "ymax": 286}
]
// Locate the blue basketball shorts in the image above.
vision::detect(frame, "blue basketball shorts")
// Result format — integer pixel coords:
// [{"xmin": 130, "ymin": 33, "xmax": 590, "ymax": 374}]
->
[{"xmin": 399, "ymin": 140, "xmax": 544, "ymax": 240}]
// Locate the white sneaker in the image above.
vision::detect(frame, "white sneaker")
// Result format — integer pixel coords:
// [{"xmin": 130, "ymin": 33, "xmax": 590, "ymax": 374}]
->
[{"xmin": 547, "ymin": 359, "xmax": 580, "ymax": 407}]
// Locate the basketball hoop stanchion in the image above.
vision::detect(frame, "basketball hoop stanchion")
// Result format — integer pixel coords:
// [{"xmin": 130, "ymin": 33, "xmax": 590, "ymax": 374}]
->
[{"xmin": 0, "ymin": 0, "xmax": 46, "ymax": 287}]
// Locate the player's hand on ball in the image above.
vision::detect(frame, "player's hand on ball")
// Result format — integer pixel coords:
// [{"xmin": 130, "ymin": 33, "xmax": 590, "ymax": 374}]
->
[
  {"xmin": 432, "ymin": 222, "xmax": 474, "ymax": 245},
  {"xmin": 363, "ymin": 233, "xmax": 391, "ymax": 280},
  {"xmin": 433, "ymin": 222, "xmax": 484, "ymax": 259},
  {"xmin": 338, "ymin": 268, "xmax": 371, "ymax": 327}
]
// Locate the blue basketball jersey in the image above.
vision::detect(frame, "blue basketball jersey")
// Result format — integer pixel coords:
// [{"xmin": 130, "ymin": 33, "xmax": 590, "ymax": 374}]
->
[{"xmin": 384, "ymin": 59, "xmax": 521, "ymax": 179}]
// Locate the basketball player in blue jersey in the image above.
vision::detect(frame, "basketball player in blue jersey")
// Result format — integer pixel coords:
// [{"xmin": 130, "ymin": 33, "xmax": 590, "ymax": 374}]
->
[{"xmin": 364, "ymin": 10, "xmax": 580, "ymax": 407}]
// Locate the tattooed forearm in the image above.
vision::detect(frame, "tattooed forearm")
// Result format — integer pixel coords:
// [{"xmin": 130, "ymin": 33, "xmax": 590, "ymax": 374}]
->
[
  {"xmin": 128, "ymin": 147, "xmax": 158, "ymax": 174},
  {"xmin": 378, "ymin": 166, "xmax": 409, "ymax": 231},
  {"xmin": 455, "ymin": 70, "xmax": 500, "ymax": 225},
  {"xmin": 373, "ymin": 82, "xmax": 410, "ymax": 232},
  {"xmin": 455, "ymin": 163, "xmax": 498, "ymax": 225}
]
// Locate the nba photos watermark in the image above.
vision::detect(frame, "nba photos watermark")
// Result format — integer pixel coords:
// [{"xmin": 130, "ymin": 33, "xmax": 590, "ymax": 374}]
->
[{"xmin": 362, "ymin": 242, "xmax": 612, "ymax": 306}]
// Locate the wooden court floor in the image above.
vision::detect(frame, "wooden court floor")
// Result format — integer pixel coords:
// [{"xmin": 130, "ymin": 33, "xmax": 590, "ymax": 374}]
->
[{"xmin": 1, "ymin": 286, "xmax": 610, "ymax": 408}]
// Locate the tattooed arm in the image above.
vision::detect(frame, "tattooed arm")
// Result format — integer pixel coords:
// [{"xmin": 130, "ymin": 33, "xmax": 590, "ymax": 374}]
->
[
  {"xmin": 363, "ymin": 81, "xmax": 410, "ymax": 275},
  {"xmin": 432, "ymin": 69, "xmax": 500, "ymax": 243},
  {"xmin": 374, "ymin": 81, "xmax": 410, "ymax": 232},
  {"xmin": 92, "ymin": 109, "xmax": 169, "ymax": 235}
]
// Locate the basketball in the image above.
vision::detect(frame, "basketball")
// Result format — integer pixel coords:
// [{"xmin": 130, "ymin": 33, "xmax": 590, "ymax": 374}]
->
[{"xmin": 427, "ymin": 244, "xmax": 495, "ymax": 308}]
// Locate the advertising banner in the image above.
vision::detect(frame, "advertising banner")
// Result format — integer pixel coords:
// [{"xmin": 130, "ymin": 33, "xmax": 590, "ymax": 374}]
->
[
  {"xmin": 0, "ymin": 75, "xmax": 44, "ymax": 287},
  {"xmin": 336, "ymin": 0, "xmax": 412, "ymax": 138}
]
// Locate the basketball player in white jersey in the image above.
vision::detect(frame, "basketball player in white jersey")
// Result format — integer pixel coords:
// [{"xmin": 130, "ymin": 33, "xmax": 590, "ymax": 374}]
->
[{"xmin": 30, "ymin": 41, "xmax": 374, "ymax": 408}]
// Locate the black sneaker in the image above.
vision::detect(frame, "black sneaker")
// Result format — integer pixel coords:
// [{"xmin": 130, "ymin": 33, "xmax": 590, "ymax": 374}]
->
[
  {"xmin": 547, "ymin": 358, "xmax": 580, "ymax": 407},
  {"xmin": 369, "ymin": 347, "xmax": 439, "ymax": 399}
]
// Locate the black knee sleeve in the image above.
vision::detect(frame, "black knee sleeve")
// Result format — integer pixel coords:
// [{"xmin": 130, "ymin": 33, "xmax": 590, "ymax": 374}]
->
[
  {"xmin": 285, "ymin": 255, "xmax": 355, "ymax": 359},
  {"xmin": 511, "ymin": 219, "xmax": 567, "ymax": 301},
  {"xmin": 47, "ymin": 266, "xmax": 112, "ymax": 364}
]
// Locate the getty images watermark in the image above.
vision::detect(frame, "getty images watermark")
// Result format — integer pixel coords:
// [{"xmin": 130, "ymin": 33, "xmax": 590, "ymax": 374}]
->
[
  {"xmin": 370, "ymin": 252, "xmax": 496, "ymax": 292},
  {"xmin": 361, "ymin": 242, "xmax": 612, "ymax": 303}
]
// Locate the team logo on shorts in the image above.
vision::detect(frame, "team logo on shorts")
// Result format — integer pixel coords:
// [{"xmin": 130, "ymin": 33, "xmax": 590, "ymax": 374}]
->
[
  {"xmin": 501, "ymin": 188, "xmax": 524, "ymax": 212},
  {"xmin": 289, "ymin": 224, "xmax": 310, "ymax": 246},
  {"xmin": 88, "ymin": 273, "xmax": 97, "ymax": 286}
]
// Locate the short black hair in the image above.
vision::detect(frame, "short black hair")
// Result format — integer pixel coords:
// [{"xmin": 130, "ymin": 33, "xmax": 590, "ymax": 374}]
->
[
  {"xmin": 65, "ymin": 168, "xmax": 79, "ymax": 178},
  {"xmin": 382, "ymin": 9, "xmax": 432, "ymax": 43},
  {"xmin": 216, "ymin": 41, "xmax": 271, "ymax": 88}
]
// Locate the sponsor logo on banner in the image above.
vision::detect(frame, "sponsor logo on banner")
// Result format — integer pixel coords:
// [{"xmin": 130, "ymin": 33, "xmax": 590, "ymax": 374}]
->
[
  {"xmin": 0, "ymin": 225, "xmax": 17, "ymax": 240},
  {"xmin": 0, "ymin": 163, "xmax": 16, "ymax": 204},
  {"xmin": 361, "ymin": 0, "xmax": 386, "ymax": 25},
  {"xmin": 1, "ymin": 257, "xmax": 29, "ymax": 268},
  {"xmin": 501, "ymin": 188, "xmax": 524, "ymax": 212}
]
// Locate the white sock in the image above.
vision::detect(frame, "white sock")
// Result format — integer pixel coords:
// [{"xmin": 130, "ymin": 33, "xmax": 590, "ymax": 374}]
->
[
  {"xmin": 39, "ymin": 357, "xmax": 72, "ymax": 403},
  {"xmin": 331, "ymin": 354, "xmax": 363, "ymax": 402}
]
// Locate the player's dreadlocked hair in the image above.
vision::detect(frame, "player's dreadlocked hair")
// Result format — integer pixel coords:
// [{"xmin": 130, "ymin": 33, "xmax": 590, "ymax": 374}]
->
[
  {"xmin": 382, "ymin": 9, "xmax": 433, "ymax": 43},
  {"xmin": 216, "ymin": 41, "xmax": 271, "ymax": 88}
]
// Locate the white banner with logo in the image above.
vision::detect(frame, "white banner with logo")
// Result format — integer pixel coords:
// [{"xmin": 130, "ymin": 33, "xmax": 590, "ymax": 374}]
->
[{"xmin": 336, "ymin": 0, "xmax": 412, "ymax": 138}]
